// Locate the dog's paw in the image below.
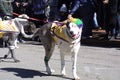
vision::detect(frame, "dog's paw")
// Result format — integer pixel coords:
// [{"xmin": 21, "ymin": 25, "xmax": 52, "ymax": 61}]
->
[
  {"xmin": 15, "ymin": 46, "xmax": 19, "ymax": 49},
  {"xmin": 74, "ymin": 76, "xmax": 80, "ymax": 80},
  {"xmin": 50, "ymin": 69, "xmax": 55, "ymax": 73},
  {"xmin": 46, "ymin": 68, "xmax": 55, "ymax": 75},
  {"xmin": 61, "ymin": 74, "xmax": 66, "ymax": 77},
  {"xmin": 4, "ymin": 55, "xmax": 8, "ymax": 59},
  {"xmin": 14, "ymin": 59, "xmax": 20, "ymax": 63},
  {"xmin": 61, "ymin": 71, "xmax": 66, "ymax": 77}
]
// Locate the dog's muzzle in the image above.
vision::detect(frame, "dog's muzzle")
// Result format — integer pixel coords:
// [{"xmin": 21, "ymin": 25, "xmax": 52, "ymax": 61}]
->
[{"xmin": 67, "ymin": 30, "xmax": 80, "ymax": 39}]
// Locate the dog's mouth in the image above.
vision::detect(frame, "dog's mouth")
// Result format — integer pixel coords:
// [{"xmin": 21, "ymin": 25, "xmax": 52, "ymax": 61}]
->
[
  {"xmin": 71, "ymin": 32, "xmax": 80, "ymax": 39},
  {"xmin": 71, "ymin": 34, "xmax": 76, "ymax": 38}
]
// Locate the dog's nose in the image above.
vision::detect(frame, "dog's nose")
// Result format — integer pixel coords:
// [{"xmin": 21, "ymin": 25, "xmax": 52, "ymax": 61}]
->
[{"xmin": 70, "ymin": 31, "xmax": 74, "ymax": 35}]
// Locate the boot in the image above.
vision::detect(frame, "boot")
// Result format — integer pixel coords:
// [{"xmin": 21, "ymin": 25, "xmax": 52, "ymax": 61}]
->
[{"xmin": 109, "ymin": 35, "xmax": 116, "ymax": 41}]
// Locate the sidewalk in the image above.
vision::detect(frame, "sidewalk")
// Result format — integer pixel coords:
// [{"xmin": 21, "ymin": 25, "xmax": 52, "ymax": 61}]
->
[{"xmin": 81, "ymin": 29, "xmax": 120, "ymax": 47}]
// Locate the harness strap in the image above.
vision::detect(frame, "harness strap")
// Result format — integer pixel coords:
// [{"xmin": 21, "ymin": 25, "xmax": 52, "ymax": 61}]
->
[{"xmin": 52, "ymin": 30, "xmax": 70, "ymax": 43}]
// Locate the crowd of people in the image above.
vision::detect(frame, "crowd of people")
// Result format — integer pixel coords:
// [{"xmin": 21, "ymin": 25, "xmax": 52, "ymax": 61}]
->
[{"xmin": 0, "ymin": 0, "xmax": 120, "ymax": 46}]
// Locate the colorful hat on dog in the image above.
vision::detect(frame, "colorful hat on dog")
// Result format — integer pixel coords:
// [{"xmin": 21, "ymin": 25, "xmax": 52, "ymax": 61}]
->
[{"xmin": 69, "ymin": 17, "xmax": 83, "ymax": 28}]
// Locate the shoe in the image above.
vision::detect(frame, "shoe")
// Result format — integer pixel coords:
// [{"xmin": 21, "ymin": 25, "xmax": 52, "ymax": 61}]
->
[
  {"xmin": 109, "ymin": 35, "xmax": 116, "ymax": 41},
  {"xmin": 116, "ymin": 33, "xmax": 120, "ymax": 38},
  {"xmin": 81, "ymin": 36, "xmax": 93, "ymax": 39}
]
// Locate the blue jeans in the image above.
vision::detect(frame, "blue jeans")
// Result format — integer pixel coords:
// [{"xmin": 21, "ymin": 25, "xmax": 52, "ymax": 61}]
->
[{"xmin": 94, "ymin": 13, "xmax": 98, "ymax": 28}]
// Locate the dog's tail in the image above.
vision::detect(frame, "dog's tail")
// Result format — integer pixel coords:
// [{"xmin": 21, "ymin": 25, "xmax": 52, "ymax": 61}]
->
[{"xmin": 14, "ymin": 18, "xmax": 35, "ymax": 39}]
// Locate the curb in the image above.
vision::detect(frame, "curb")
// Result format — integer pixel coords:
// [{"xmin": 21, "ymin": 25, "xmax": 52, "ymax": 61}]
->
[{"xmin": 81, "ymin": 39, "xmax": 120, "ymax": 47}]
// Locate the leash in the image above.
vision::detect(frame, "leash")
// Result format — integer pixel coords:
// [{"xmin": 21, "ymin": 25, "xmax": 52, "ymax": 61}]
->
[{"xmin": 13, "ymin": 12, "xmax": 45, "ymax": 22}]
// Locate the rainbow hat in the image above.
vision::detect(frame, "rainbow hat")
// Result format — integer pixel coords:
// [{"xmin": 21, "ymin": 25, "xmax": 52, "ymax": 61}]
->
[{"xmin": 69, "ymin": 18, "xmax": 83, "ymax": 28}]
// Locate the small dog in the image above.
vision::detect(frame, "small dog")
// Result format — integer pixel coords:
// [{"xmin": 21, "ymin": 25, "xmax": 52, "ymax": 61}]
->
[{"xmin": 25, "ymin": 18, "xmax": 83, "ymax": 79}]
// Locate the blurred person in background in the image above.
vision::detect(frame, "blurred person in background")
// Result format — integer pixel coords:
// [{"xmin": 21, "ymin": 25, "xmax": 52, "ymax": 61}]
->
[
  {"xmin": 57, "ymin": 0, "xmax": 73, "ymax": 21},
  {"xmin": 12, "ymin": 0, "xmax": 32, "ymax": 16},
  {"xmin": 12, "ymin": 0, "xmax": 32, "ymax": 43},
  {"xmin": 30, "ymin": 0, "xmax": 48, "ymax": 27},
  {"xmin": 48, "ymin": 0, "xmax": 58, "ymax": 21},
  {"xmin": 68, "ymin": 0, "xmax": 95, "ymax": 39},
  {"xmin": 117, "ymin": 0, "xmax": 120, "ymax": 37},
  {"xmin": 108, "ymin": 0, "xmax": 119, "ymax": 40},
  {"xmin": 0, "ymin": 0, "xmax": 13, "ymax": 19},
  {"xmin": 92, "ymin": 0, "xmax": 110, "ymax": 40}
]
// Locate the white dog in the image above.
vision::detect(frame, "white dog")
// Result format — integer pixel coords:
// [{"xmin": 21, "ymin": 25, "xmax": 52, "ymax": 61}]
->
[
  {"xmin": 0, "ymin": 14, "xmax": 35, "ymax": 62},
  {"xmin": 24, "ymin": 18, "xmax": 83, "ymax": 79}
]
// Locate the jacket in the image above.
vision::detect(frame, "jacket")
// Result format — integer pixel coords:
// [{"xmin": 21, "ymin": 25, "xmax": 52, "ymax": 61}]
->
[
  {"xmin": 0, "ymin": 0, "xmax": 13, "ymax": 17},
  {"xmin": 70, "ymin": 0, "xmax": 94, "ymax": 15},
  {"xmin": 32, "ymin": 0, "xmax": 47, "ymax": 15},
  {"xmin": 117, "ymin": 0, "xmax": 120, "ymax": 14}
]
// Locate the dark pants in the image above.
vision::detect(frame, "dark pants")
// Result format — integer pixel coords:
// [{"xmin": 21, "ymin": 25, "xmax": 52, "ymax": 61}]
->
[
  {"xmin": 117, "ymin": 13, "xmax": 120, "ymax": 34},
  {"xmin": 73, "ymin": 3, "xmax": 95, "ymax": 37},
  {"xmin": 82, "ymin": 14, "xmax": 94, "ymax": 37}
]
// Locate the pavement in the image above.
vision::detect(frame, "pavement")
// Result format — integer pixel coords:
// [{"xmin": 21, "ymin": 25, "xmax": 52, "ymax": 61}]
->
[
  {"xmin": 0, "ymin": 29, "xmax": 120, "ymax": 80},
  {"xmin": 0, "ymin": 42, "xmax": 120, "ymax": 80}
]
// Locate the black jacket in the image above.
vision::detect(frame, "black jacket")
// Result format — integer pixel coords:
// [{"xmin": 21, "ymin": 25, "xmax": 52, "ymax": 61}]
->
[{"xmin": 70, "ymin": 0, "xmax": 95, "ymax": 18}]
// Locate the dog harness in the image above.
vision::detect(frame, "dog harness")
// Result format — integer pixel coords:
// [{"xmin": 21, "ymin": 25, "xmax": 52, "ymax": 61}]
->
[
  {"xmin": 51, "ymin": 22, "xmax": 69, "ymax": 42},
  {"xmin": 51, "ymin": 18, "xmax": 83, "ymax": 43},
  {"xmin": 0, "ymin": 20, "xmax": 19, "ymax": 38}
]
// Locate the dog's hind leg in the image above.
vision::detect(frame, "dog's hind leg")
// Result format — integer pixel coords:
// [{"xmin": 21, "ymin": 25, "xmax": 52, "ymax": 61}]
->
[
  {"xmin": 4, "ymin": 33, "xmax": 20, "ymax": 62},
  {"xmin": 9, "ymin": 47, "xmax": 20, "ymax": 62},
  {"xmin": 43, "ymin": 41, "xmax": 56, "ymax": 75},
  {"xmin": 4, "ymin": 45, "xmax": 19, "ymax": 62}
]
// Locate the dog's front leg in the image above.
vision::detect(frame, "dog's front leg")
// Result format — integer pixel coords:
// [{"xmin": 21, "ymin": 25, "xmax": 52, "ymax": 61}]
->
[
  {"xmin": 60, "ymin": 52, "xmax": 66, "ymax": 76},
  {"xmin": 71, "ymin": 52, "xmax": 80, "ymax": 80}
]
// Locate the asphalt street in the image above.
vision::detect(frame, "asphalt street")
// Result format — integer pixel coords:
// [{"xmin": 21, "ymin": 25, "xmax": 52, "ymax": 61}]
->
[{"xmin": 0, "ymin": 41, "xmax": 120, "ymax": 80}]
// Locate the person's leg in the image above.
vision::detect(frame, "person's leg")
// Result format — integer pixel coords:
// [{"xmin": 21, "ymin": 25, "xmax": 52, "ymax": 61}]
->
[
  {"xmin": 117, "ymin": 13, "xmax": 120, "ymax": 36},
  {"xmin": 93, "ymin": 12, "xmax": 99, "ymax": 29},
  {"xmin": 82, "ymin": 14, "xmax": 94, "ymax": 38},
  {"xmin": 49, "ymin": 6, "xmax": 59, "ymax": 21}
]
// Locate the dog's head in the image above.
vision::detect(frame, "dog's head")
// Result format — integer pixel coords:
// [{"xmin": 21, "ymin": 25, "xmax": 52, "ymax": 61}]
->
[{"xmin": 66, "ymin": 22, "xmax": 82, "ymax": 39}]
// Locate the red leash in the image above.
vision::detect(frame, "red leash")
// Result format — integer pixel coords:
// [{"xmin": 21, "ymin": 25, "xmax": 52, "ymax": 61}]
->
[
  {"xmin": 13, "ymin": 12, "xmax": 44, "ymax": 22},
  {"xmin": 13, "ymin": 12, "xmax": 66, "ymax": 24}
]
